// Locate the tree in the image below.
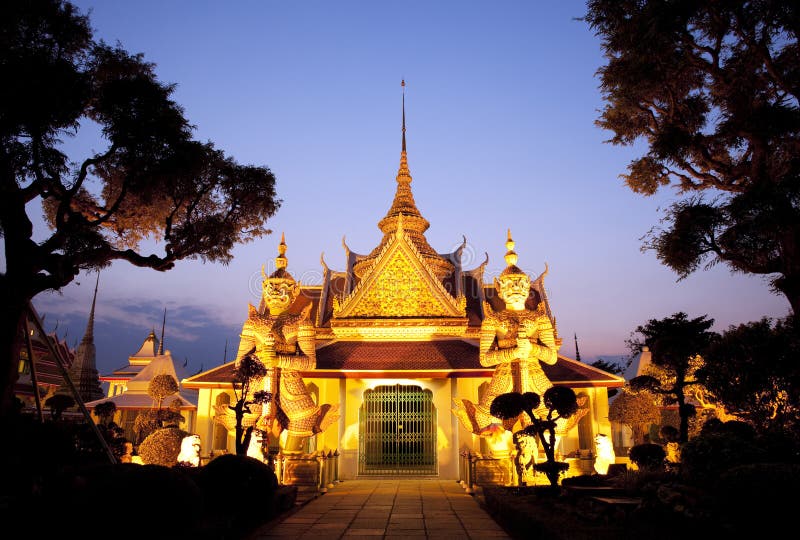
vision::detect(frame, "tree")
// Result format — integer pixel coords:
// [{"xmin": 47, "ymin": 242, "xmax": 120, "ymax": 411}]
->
[
  {"xmin": 608, "ymin": 386, "xmax": 661, "ymax": 445},
  {"xmin": 0, "ymin": 0, "xmax": 280, "ymax": 417},
  {"xmin": 92, "ymin": 400, "xmax": 116, "ymax": 426},
  {"xmin": 590, "ymin": 358, "xmax": 624, "ymax": 375},
  {"xmin": 44, "ymin": 393, "xmax": 74, "ymax": 421},
  {"xmin": 490, "ymin": 387, "xmax": 579, "ymax": 488},
  {"xmin": 148, "ymin": 373, "xmax": 179, "ymax": 409},
  {"xmin": 133, "ymin": 375, "xmax": 183, "ymax": 444},
  {"xmin": 591, "ymin": 358, "xmax": 624, "ymax": 398},
  {"xmin": 628, "ymin": 312, "xmax": 716, "ymax": 442},
  {"xmin": 228, "ymin": 352, "xmax": 270, "ymax": 456},
  {"xmin": 584, "ymin": 1, "xmax": 800, "ymax": 313},
  {"xmin": 698, "ymin": 315, "xmax": 800, "ymax": 434}
]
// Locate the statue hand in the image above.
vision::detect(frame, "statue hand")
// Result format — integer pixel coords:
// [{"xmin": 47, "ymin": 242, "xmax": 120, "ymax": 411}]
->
[{"xmin": 516, "ymin": 337, "xmax": 533, "ymax": 360}]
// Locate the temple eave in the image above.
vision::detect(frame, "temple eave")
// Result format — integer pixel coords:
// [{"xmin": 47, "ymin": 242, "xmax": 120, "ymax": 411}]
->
[{"xmin": 304, "ymin": 369, "xmax": 493, "ymax": 379}]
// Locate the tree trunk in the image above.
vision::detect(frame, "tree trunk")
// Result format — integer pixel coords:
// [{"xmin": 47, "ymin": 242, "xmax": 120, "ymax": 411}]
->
[
  {"xmin": 0, "ymin": 284, "xmax": 29, "ymax": 418},
  {"xmin": 774, "ymin": 272, "xmax": 800, "ymax": 316},
  {"xmin": 0, "ymin": 167, "xmax": 43, "ymax": 419}
]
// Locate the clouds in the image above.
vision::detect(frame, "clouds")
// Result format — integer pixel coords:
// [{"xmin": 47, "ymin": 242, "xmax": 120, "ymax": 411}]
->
[{"xmin": 33, "ymin": 289, "xmax": 242, "ymax": 376}]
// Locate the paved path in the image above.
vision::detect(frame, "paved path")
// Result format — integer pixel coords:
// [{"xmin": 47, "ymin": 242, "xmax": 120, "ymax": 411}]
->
[{"xmin": 248, "ymin": 479, "xmax": 511, "ymax": 539}]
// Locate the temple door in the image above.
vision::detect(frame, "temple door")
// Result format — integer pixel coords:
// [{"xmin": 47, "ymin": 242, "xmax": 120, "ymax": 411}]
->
[{"xmin": 359, "ymin": 384, "xmax": 437, "ymax": 476}]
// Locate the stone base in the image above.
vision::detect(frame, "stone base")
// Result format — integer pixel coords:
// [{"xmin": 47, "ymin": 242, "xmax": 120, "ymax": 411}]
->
[{"xmin": 474, "ymin": 457, "xmax": 514, "ymax": 486}]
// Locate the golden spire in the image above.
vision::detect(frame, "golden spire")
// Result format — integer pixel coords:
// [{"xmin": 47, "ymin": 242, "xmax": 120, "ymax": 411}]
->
[
  {"xmin": 397, "ymin": 79, "xmax": 412, "ymax": 186},
  {"xmin": 262, "ymin": 232, "xmax": 294, "ymax": 282},
  {"xmin": 500, "ymin": 229, "xmax": 526, "ymax": 277},
  {"xmin": 355, "ymin": 81, "xmax": 453, "ymax": 279},
  {"xmin": 402, "ymin": 79, "xmax": 406, "ymax": 154},
  {"xmin": 379, "ymin": 79, "xmax": 427, "ymax": 231},
  {"xmin": 276, "ymin": 231, "xmax": 288, "ymax": 270},
  {"xmin": 504, "ymin": 229, "xmax": 518, "ymax": 267}
]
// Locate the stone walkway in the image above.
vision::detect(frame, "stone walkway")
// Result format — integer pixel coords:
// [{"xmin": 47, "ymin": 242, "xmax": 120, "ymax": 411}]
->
[{"xmin": 247, "ymin": 479, "xmax": 511, "ymax": 539}]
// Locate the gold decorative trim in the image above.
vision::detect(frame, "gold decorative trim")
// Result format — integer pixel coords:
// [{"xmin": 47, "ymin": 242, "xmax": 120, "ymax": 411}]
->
[
  {"xmin": 335, "ymin": 226, "xmax": 464, "ymax": 318},
  {"xmin": 329, "ymin": 318, "xmax": 469, "ymax": 340}
]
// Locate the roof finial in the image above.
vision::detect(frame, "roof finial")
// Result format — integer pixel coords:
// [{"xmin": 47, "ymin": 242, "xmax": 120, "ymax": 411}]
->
[
  {"xmin": 499, "ymin": 229, "xmax": 526, "ymax": 279},
  {"xmin": 158, "ymin": 307, "xmax": 166, "ymax": 355},
  {"xmin": 504, "ymin": 229, "xmax": 519, "ymax": 267},
  {"xmin": 574, "ymin": 333, "xmax": 582, "ymax": 362},
  {"xmin": 397, "ymin": 80, "xmax": 411, "ymax": 183},
  {"xmin": 401, "ymin": 79, "xmax": 406, "ymax": 153},
  {"xmin": 84, "ymin": 272, "xmax": 100, "ymax": 341},
  {"xmin": 275, "ymin": 232, "xmax": 288, "ymax": 270}
]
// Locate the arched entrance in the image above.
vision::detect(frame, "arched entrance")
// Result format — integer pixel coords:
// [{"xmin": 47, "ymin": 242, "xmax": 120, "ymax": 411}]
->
[{"xmin": 359, "ymin": 384, "xmax": 437, "ymax": 476}]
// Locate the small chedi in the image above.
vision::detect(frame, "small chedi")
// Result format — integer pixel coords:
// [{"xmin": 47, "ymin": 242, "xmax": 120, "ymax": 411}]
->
[{"xmin": 219, "ymin": 235, "xmax": 339, "ymax": 455}]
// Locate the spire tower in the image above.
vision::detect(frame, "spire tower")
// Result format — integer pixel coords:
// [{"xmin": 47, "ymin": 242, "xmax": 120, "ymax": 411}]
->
[
  {"xmin": 356, "ymin": 80, "xmax": 453, "ymax": 279},
  {"xmin": 158, "ymin": 307, "xmax": 166, "ymax": 355},
  {"xmin": 57, "ymin": 272, "xmax": 104, "ymax": 402},
  {"xmin": 84, "ymin": 272, "xmax": 99, "ymax": 341}
]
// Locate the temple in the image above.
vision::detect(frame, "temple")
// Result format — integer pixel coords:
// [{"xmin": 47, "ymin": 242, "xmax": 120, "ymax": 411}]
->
[{"xmin": 183, "ymin": 85, "xmax": 623, "ymax": 480}]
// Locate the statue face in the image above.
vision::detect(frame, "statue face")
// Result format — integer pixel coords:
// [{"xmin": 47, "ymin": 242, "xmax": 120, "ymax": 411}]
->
[
  {"xmin": 497, "ymin": 275, "xmax": 531, "ymax": 309},
  {"xmin": 263, "ymin": 280, "xmax": 297, "ymax": 314}
]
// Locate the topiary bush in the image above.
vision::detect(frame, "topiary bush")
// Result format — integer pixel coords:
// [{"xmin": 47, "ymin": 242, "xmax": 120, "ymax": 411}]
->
[
  {"xmin": 679, "ymin": 428, "xmax": 766, "ymax": 485},
  {"xmin": 195, "ymin": 454, "xmax": 279, "ymax": 538},
  {"xmin": 713, "ymin": 463, "xmax": 800, "ymax": 534},
  {"xmin": 137, "ymin": 426, "xmax": 188, "ymax": 466},
  {"xmin": 629, "ymin": 443, "xmax": 666, "ymax": 471},
  {"xmin": 35, "ymin": 463, "xmax": 203, "ymax": 540}
]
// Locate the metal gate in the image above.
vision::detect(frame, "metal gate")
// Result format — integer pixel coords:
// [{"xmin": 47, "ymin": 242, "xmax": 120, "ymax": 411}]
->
[{"xmin": 359, "ymin": 384, "xmax": 437, "ymax": 476}]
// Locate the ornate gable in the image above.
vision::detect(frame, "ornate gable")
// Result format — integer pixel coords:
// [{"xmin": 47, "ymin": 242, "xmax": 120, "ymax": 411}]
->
[{"xmin": 335, "ymin": 220, "xmax": 464, "ymax": 319}]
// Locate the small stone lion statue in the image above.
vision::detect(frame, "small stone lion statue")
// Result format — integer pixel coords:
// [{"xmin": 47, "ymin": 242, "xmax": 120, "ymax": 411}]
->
[
  {"xmin": 177, "ymin": 434, "xmax": 202, "ymax": 467},
  {"xmin": 593, "ymin": 433, "xmax": 615, "ymax": 475}
]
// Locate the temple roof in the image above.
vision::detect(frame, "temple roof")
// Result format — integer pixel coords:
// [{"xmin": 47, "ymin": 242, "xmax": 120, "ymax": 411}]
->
[
  {"xmin": 101, "ymin": 329, "xmax": 192, "ymax": 381},
  {"xmin": 130, "ymin": 331, "xmax": 159, "ymax": 360},
  {"xmin": 183, "ymin": 341, "xmax": 623, "ymax": 387},
  {"xmin": 315, "ymin": 340, "xmax": 482, "ymax": 371},
  {"xmin": 87, "ymin": 352, "xmax": 197, "ymax": 410}
]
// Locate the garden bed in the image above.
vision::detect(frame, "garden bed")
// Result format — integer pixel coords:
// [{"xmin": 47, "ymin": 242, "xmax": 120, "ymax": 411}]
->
[{"xmin": 479, "ymin": 480, "xmax": 716, "ymax": 540}]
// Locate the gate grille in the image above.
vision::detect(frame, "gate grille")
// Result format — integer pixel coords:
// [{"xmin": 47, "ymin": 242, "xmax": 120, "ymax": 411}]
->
[{"xmin": 359, "ymin": 384, "xmax": 437, "ymax": 476}]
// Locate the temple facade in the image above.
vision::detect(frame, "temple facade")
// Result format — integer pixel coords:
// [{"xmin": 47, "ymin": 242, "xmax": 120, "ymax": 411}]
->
[{"xmin": 183, "ymin": 94, "xmax": 623, "ymax": 480}]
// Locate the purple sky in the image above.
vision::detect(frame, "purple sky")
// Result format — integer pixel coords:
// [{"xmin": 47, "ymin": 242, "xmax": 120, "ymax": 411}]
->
[{"xmin": 28, "ymin": 1, "xmax": 790, "ymax": 377}]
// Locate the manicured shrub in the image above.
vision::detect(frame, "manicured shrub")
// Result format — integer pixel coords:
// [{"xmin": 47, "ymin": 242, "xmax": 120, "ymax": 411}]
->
[
  {"xmin": 195, "ymin": 454, "xmax": 279, "ymax": 537},
  {"xmin": 713, "ymin": 463, "xmax": 800, "ymax": 534},
  {"xmin": 629, "ymin": 443, "xmax": 666, "ymax": 470},
  {"xmin": 679, "ymin": 429, "xmax": 765, "ymax": 484},
  {"xmin": 138, "ymin": 426, "xmax": 188, "ymax": 466}
]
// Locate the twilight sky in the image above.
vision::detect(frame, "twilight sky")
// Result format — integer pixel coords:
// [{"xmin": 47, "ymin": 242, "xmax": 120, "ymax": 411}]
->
[{"xmin": 29, "ymin": 0, "xmax": 790, "ymax": 377}]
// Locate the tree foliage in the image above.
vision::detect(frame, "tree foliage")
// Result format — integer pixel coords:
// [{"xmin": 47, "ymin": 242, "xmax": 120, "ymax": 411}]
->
[
  {"xmin": 628, "ymin": 312, "xmax": 717, "ymax": 442},
  {"xmin": 584, "ymin": 1, "xmax": 800, "ymax": 313},
  {"xmin": 137, "ymin": 425, "xmax": 188, "ymax": 467},
  {"xmin": 148, "ymin": 373, "xmax": 179, "ymax": 409},
  {"xmin": 230, "ymin": 352, "xmax": 270, "ymax": 456},
  {"xmin": 0, "ymin": 0, "xmax": 280, "ymax": 417},
  {"xmin": 628, "ymin": 442, "xmax": 666, "ymax": 471},
  {"xmin": 590, "ymin": 358, "xmax": 624, "ymax": 375},
  {"xmin": 698, "ymin": 315, "xmax": 800, "ymax": 434},
  {"xmin": 92, "ymin": 400, "xmax": 117, "ymax": 426},
  {"xmin": 134, "ymin": 383, "xmax": 184, "ymax": 444},
  {"xmin": 609, "ymin": 387, "xmax": 661, "ymax": 445},
  {"xmin": 490, "ymin": 388, "xmax": 578, "ymax": 487},
  {"xmin": 44, "ymin": 393, "xmax": 74, "ymax": 420}
]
